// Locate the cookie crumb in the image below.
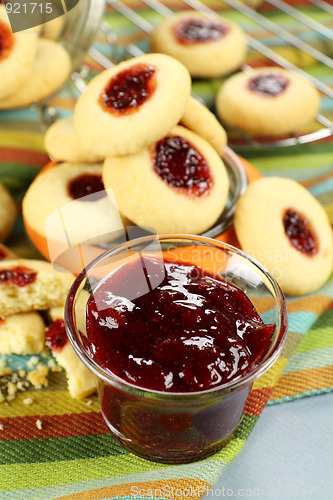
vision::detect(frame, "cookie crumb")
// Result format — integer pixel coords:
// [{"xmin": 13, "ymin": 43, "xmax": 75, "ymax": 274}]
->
[
  {"xmin": 36, "ymin": 419, "xmax": 42, "ymax": 430},
  {"xmin": 28, "ymin": 366, "xmax": 49, "ymax": 388},
  {"xmin": 0, "ymin": 367, "xmax": 12, "ymax": 377},
  {"xmin": 86, "ymin": 399, "xmax": 92, "ymax": 406},
  {"xmin": 0, "ymin": 423, "xmax": 4, "ymax": 430},
  {"xmin": 23, "ymin": 397, "xmax": 33, "ymax": 405}
]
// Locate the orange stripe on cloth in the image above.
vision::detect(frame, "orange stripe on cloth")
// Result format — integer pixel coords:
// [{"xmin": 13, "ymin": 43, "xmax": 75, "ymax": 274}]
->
[
  {"xmin": 0, "ymin": 147, "xmax": 49, "ymax": 166},
  {"xmin": 244, "ymin": 387, "xmax": 273, "ymax": 416},
  {"xmin": 270, "ymin": 366, "xmax": 333, "ymax": 401},
  {"xmin": 56, "ymin": 478, "xmax": 211, "ymax": 500},
  {"xmin": 0, "ymin": 412, "xmax": 108, "ymax": 441}
]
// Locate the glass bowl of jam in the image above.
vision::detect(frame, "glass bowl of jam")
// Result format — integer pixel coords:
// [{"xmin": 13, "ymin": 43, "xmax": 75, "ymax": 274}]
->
[{"xmin": 65, "ymin": 234, "xmax": 288, "ymax": 464}]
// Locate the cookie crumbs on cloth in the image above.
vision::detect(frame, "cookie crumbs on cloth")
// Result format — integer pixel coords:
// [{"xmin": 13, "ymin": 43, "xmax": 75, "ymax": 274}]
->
[{"xmin": 0, "ymin": 366, "xmax": 49, "ymax": 403}]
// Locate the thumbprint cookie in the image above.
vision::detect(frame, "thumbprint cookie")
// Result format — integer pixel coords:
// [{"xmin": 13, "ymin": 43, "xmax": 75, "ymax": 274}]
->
[
  {"xmin": 234, "ymin": 177, "xmax": 333, "ymax": 295},
  {"xmin": 103, "ymin": 125, "xmax": 229, "ymax": 235},
  {"xmin": 216, "ymin": 67, "xmax": 320, "ymax": 136}
]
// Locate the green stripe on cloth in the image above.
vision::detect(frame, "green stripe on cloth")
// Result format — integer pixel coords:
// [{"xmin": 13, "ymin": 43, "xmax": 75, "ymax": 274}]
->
[{"xmin": 0, "ymin": 434, "xmax": 127, "ymax": 465}]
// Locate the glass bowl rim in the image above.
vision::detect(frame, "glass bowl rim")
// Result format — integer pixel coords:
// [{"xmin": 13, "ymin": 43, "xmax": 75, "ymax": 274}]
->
[{"xmin": 65, "ymin": 234, "xmax": 288, "ymax": 400}]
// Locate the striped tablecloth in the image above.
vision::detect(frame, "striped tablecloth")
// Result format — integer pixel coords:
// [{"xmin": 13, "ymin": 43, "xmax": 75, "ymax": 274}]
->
[{"xmin": 0, "ymin": 1, "xmax": 332, "ymax": 499}]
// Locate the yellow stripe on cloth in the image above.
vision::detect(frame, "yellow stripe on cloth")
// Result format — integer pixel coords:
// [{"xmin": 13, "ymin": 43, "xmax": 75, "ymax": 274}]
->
[
  {"xmin": 55, "ymin": 478, "xmax": 212, "ymax": 500},
  {"xmin": 0, "ymin": 390, "xmax": 99, "ymax": 418},
  {"xmin": 270, "ymin": 366, "xmax": 333, "ymax": 400},
  {"xmin": 252, "ymin": 357, "xmax": 288, "ymax": 390},
  {"xmin": 0, "ymin": 130, "xmax": 45, "ymax": 152}
]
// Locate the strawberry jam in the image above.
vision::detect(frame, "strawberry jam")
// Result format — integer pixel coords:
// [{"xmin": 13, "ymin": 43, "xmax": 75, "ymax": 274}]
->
[
  {"xmin": 174, "ymin": 18, "xmax": 229, "ymax": 45},
  {"xmin": 0, "ymin": 20, "xmax": 14, "ymax": 61},
  {"xmin": 46, "ymin": 319, "xmax": 68, "ymax": 352},
  {"xmin": 0, "ymin": 266, "xmax": 37, "ymax": 287},
  {"xmin": 153, "ymin": 135, "xmax": 212, "ymax": 196},
  {"xmin": 100, "ymin": 63, "xmax": 156, "ymax": 115},
  {"xmin": 283, "ymin": 208, "xmax": 318, "ymax": 255},
  {"xmin": 86, "ymin": 257, "xmax": 274, "ymax": 393},
  {"xmin": 248, "ymin": 73, "xmax": 289, "ymax": 97},
  {"xmin": 67, "ymin": 174, "xmax": 106, "ymax": 202}
]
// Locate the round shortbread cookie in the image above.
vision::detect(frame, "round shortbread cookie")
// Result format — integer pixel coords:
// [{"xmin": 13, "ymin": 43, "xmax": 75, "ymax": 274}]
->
[
  {"xmin": 180, "ymin": 95, "xmax": 227, "ymax": 155},
  {"xmin": 103, "ymin": 125, "xmax": 230, "ymax": 234},
  {"xmin": 234, "ymin": 177, "xmax": 333, "ymax": 295},
  {"xmin": 22, "ymin": 162, "xmax": 124, "ymax": 248},
  {"xmin": 0, "ymin": 258, "xmax": 75, "ymax": 317},
  {"xmin": 74, "ymin": 53, "xmax": 192, "ymax": 157},
  {"xmin": 45, "ymin": 116, "xmax": 104, "ymax": 163},
  {"xmin": 0, "ymin": 38, "xmax": 71, "ymax": 108},
  {"xmin": 0, "ymin": 243, "xmax": 17, "ymax": 261},
  {"xmin": 0, "ymin": 311, "xmax": 45, "ymax": 355},
  {"xmin": 216, "ymin": 67, "xmax": 320, "ymax": 136},
  {"xmin": 150, "ymin": 11, "xmax": 247, "ymax": 78},
  {"xmin": 0, "ymin": 183, "xmax": 17, "ymax": 243},
  {"xmin": 0, "ymin": 5, "xmax": 38, "ymax": 99}
]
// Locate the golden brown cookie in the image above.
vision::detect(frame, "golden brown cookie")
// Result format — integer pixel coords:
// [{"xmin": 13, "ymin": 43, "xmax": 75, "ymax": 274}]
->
[
  {"xmin": 103, "ymin": 125, "xmax": 229, "ymax": 234},
  {"xmin": 0, "ymin": 38, "xmax": 71, "ymax": 108},
  {"xmin": 0, "ymin": 259, "xmax": 74, "ymax": 317},
  {"xmin": 45, "ymin": 116, "xmax": 104, "ymax": 163},
  {"xmin": 234, "ymin": 177, "xmax": 333, "ymax": 295},
  {"xmin": 180, "ymin": 95, "xmax": 227, "ymax": 155},
  {"xmin": 22, "ymin": 163, "xmax": 124, "ymax": 255},
  {"xmin": 0, "ymin": 183, "xmax": 17, "ymax": 243},
  {"xmin": 74, "ymin": 53, "xmax": 192, "ymax": 157},
  {"xmin": 216, "ymin": 67, "xmax": 320, "ymax": 136},
  {"xmin": 151, "ymin": 11, "xmax": 247, "ymax": 78},
  {"xmin": 0, "ymin": 5, "xmax": 38, "ymax": 99},
  {"xmin": 0, "ymin": 312, "xmax": 45, "ymax": 355}
]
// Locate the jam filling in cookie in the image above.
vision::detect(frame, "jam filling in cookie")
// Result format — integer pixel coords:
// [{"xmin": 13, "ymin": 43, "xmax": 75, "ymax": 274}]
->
[
  {"xmin": 248, "ymin": 73, "xmax": 289, "ymax": 97},
  {"xmin": 0, "ymin": 20, "xmax": 14, "ymax": 61},
  {"xmin": 99, "ymin": 63, "xmax": 157, "ymax": 115},
  {"xmin": 46, "ymin": 319, "xmax": 68, "ymax": 352},
  {"xmin": 173, "ymin": 18, "xmax": 229, "ymax": 45},
  {"xmin": 283, "ymin": 208, "xmax": 318, "ymax": 256},
  {"xmin": 86, "ymin": 257, "xmax": 275, "ymax": 392},
  {"xmin": 153, "ymin": 135, "xmax": 212, "ymax": 196},
  {"xmin": 0, "ymin": 266, "xmax": 37, "ymax": 287},
  {"xmin": 67, "ymin": 173, "xmax": 106, "ymax": 202}
]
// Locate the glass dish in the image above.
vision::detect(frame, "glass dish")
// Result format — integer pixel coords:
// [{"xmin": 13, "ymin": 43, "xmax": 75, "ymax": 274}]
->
[{"xmin": 65, "ymin": 234, "xmax": 288, "ymax": 464}]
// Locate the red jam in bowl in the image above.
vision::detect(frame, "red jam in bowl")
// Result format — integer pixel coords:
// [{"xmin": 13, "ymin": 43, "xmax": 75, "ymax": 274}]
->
[
  {"xmin": 283, "ymin": 208, "xmax": 318, "ymax": 256},
  {"xmin": 67, "ymin": 174, "xmax": 106, "ymax": 202},
  {"xmin": 0, "ymin": 20, "xmax": 15, "ymax": 61},
  {"xmin": 153, "ymin": 135, "xmax": 212, "ymax": 197},
  {"xmin": 247, "ymin": 73, "xmax": 289, "ymax": 97},
  {"xmin": 0, "ymin": 266, "xmax": 37, "ymax": 287},
  {"xmin": 86, "ymin": 257, "xmax": 274, "ymax": 393},
  {"xmin": 174, "ymin": 18, "xmax": 229, "ymax": 45},
  {"xmin": 99, "ymin": 63, "xmax": 156, "ymax": 115}
]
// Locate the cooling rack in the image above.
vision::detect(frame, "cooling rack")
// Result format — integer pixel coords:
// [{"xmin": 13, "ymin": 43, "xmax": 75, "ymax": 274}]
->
[{"xmin": 71, "ymin": 0, "xmax": 333, "ymax": 152}]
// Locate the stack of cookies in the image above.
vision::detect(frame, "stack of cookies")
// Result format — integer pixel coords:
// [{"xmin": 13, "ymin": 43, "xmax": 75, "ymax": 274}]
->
[{"xmin": 24, "ymin": 52, "xmax": 231, "ymax": 247}]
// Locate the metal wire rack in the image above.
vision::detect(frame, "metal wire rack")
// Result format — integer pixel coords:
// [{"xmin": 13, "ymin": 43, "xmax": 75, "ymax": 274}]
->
[{"xmin": 72, "ymin": 0, "xmax": 333, "ymax": 151}]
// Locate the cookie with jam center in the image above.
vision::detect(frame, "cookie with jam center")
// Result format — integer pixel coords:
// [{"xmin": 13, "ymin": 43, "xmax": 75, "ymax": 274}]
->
[
  {"xmin": 151, "ymin": 11, "xmax": 247, "ymax": 78},
  {"xmin": 22, "ymin": 163, "xmax": 126, "ymax": 263},
  {"xmin": 216, "ymin": 67, "xmax": 320, "ymax": 136},
  {"xmin": 234, "ymin": 177, "xmax": 333, "ymax": 295},
  {"xmin": 103, "ymin": 125, "xmax": 229, "ymax": 234},
  {"xmin": 0, "ymin": 5, "xmax": 38, "ymax": 99},
  {"xmin": 74, "ymin": 53, "xmax": 191, "ymax": 157}
]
